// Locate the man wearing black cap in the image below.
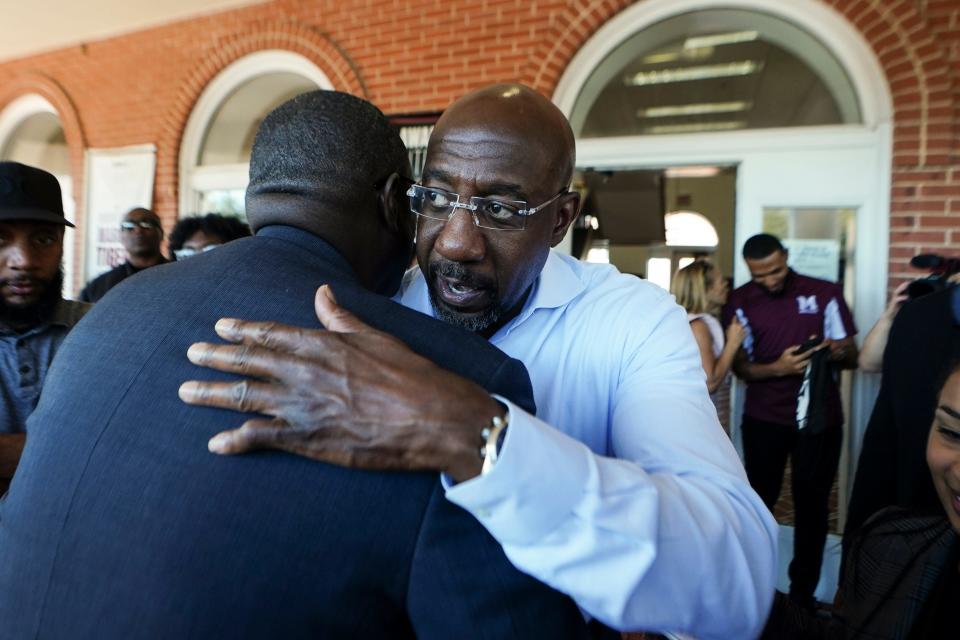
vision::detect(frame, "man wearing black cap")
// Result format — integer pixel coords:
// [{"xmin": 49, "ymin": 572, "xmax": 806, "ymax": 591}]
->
[{"xmin": 0, "ymin": 161, "xmax": 89, "ymax": 490}]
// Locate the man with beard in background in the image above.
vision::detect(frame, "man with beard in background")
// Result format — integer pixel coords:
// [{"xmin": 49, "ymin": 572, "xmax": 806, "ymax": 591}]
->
[{"xmin": 0, "ymin": 162, "xmax": 89, "ymax": 491}]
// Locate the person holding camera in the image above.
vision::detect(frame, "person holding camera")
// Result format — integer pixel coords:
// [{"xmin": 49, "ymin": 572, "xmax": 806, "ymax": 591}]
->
[
  {"xmin": 846, "ymin": 277, "xmax": 960, "ymax": 540},
  {"xmin": 722, "ymin": 233, "xmax": 858, "ymax": 611},
  {"xmin": 857, "ymin": 281, "xmax": 910, "ymax": 373}
]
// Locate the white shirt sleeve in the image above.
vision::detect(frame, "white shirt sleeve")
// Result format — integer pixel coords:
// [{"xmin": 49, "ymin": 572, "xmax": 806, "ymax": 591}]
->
[{"xmin": 445, "ymin": 300, "xmax": 778, "ymax": 639}]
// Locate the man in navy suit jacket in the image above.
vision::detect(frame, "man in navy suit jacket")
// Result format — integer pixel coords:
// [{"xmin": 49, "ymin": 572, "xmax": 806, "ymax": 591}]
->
[{"xmin": 0, "ymin": 91, "xmax": 587, "ymax": 639}]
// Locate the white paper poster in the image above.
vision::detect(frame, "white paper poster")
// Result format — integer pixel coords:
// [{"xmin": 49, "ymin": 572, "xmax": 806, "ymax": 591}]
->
[
  {"xmin": 783, "ymin": 239, "xmax": 841, "ymax": 283},
  {"xmin": 84, "ymin": 146, "xmax": 156, "ymax": 283}
]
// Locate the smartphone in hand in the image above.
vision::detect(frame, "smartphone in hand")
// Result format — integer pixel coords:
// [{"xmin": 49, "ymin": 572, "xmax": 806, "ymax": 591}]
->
[{"xmin": 793, "ymin": 336, "xmax": 823, "ymax": 356}]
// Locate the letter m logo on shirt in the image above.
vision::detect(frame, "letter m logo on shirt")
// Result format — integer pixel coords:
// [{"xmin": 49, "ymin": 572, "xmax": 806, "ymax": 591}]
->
[{"xmin": 796, "ymin": 295, "xmax": 818, "ymax": 314}]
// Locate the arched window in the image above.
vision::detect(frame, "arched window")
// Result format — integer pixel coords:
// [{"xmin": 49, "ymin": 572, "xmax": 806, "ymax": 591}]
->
[
  {"xmin": 665, "ymin": 210, "xmax": 719, "ymax": 247},
  {"xmin": 569, "ymin": 8, "xmax": 862, "ymax": 138},
  {"xmin": 0, "ymin": 95, "xmax": 77, "ymax": 296},
  {"xmin": 179, "ymin": 51, "xmax": 333, "ymax": 218}
]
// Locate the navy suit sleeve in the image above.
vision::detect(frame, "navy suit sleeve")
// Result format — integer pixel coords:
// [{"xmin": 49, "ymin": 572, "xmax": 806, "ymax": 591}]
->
[
  {"xmin": 484, "ymin": 357, "xmax": 535, "ymax": 416},
  {"xmin": 406, "ymin": 484, "xmax": 588, "ymax": 639}
]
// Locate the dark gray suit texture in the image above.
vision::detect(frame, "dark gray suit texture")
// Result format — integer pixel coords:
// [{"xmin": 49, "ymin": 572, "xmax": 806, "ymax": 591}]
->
[{"xmin": 0, "ymin": 225, "xmax": 587, "ymax": 639}]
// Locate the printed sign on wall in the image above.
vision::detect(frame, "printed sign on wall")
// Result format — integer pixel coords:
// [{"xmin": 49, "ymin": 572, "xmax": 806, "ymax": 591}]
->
[
  {"xmin": 84, "ymin": 146, "xmax": 155, "ymax": 283},
  {"xmin": 783, "ymin": 239, "xmax": 841, "ymax": 283}
]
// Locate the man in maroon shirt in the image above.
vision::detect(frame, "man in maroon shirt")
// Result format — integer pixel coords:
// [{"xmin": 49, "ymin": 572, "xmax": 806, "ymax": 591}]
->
[{"xmin": 722, "ymin": 233, "xmax": 858, "ymax": 610}]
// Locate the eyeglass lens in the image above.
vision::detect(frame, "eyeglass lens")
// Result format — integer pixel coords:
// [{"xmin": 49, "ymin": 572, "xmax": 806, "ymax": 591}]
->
[{"xmin": 408, "ymin": 186, "xmax": 526, "ymax": 231}]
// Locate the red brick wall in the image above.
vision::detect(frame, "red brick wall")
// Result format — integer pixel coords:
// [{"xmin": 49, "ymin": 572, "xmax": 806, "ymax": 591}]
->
[{"xmin": 0, "ymin": 0, "xmax": 956, "ymax": 294}]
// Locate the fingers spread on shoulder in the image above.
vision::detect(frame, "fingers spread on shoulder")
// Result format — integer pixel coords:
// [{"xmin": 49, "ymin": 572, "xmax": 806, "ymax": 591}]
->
[
  {"xmin": 187, "ymin": 341, "xmax": 314, "ymax": 380},
  {"xmin": 215, "ymin": 318, "xmax": 316, "ymax": 355},
  {"xmin": 208, "ymin": 417, "xmax": 289, "ymax": 455},
  {"xmin": 179, "ymin": 378, "xmax": 279, "ymax": 414}
]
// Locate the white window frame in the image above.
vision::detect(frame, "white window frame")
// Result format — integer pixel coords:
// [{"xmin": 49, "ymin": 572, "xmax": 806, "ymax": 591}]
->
[
  {"xmin": 178, "ymin": 50, "xmax": 333, "ymax": 217},
  {"xmin": 0, "ymin": 94, "xmax": 78, "ymax": 297}
]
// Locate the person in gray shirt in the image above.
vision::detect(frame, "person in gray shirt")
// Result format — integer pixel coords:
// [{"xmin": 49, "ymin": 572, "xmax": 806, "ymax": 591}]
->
[{"xmin": 0, "ymin": 162, "xmax": 88, "ymax": 491}]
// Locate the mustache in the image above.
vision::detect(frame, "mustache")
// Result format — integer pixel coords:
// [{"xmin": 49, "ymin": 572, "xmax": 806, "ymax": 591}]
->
[
  {"xmin": 0, "ymin": 276, "xmax": 44, "ymax": 287},
  {"xmin": 429, "ymin": 259, "xmax": 495, "ymax": 291}
]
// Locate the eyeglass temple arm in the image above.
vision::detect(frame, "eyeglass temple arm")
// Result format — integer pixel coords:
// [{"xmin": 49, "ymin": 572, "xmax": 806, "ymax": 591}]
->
[{"xmin": 525, "ymin": 189, "xmax": 569, "ymax": 215}]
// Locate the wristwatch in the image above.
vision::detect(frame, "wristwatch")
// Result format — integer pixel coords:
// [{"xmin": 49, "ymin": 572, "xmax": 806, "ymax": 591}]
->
[{"xmin": 480, "ymin": 410, "xmax": 510, "ymax": 475}]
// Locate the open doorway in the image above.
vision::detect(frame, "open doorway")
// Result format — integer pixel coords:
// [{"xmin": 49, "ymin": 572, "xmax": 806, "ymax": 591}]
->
[{"xmin": 573, "ymin": 165, "xmax": 737, "ymax": 291}]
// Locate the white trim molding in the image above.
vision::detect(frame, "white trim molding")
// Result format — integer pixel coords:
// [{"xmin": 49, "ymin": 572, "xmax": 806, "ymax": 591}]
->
[
  {"xmin": 178, "ymin": 49, "xmax": 333, "ymax": 216},
  {"xmin": 0, "ymin": 94, "xmax": 58, "ymax": 153}
]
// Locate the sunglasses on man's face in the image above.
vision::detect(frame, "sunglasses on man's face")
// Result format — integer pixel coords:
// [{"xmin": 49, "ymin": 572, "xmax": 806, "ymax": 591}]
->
[{"xmin": 120, "ymin": 220, "xmax": 161, "ymax": 232}]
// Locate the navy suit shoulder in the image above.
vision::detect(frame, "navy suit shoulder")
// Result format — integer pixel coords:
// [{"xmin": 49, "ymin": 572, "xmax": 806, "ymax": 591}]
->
[{"xmin": 0, "ymin": 227, "xmax": 580, "ymax": 639}]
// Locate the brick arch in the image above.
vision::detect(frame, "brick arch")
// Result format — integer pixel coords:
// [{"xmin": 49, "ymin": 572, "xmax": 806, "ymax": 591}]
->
[
  {"xmin": 527, "ymin": 0, "xmax": 955, "ymax": 165},
  {"xmin": 154, "ymin": 18, "xmax": 367, "ymax": 220},
  {"xmin": 524, "ymin": 0, "xmax": 633, "ymax": 96},
  {"xmin": 831, "ymin": 0, "xmax": 955, "ymax": 166},
  {"xmin": 0, "ymin": 72, "xmax": 87, "ymax": 223}
]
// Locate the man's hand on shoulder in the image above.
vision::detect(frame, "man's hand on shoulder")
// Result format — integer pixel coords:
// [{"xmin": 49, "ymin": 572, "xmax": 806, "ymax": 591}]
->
[{"xmin": 178, "ymin": 285, "xmax": 502, "ymax": 482}]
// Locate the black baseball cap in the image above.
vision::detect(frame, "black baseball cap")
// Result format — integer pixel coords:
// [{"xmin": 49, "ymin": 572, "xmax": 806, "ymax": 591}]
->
[{"xmin": 0, "ymin": 161, "xmax": 73, "ymax": 227}]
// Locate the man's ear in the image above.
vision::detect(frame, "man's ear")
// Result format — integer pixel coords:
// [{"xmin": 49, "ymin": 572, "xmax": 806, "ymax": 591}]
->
[
  {"xmin": 549, "ymin": 191, "xmax": 582, "ymax": 248},
  {"xmin": 378, "ymin": 173, "xmax": 401, "ymax": 231},
  {"xmin": 378, "ymin": 173, "xmax": 415, "ymax": 243}
]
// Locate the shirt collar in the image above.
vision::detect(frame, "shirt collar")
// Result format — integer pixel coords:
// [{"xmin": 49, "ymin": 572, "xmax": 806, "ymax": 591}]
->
[
  {"xmin": 512, "ymin": 249, "xmax": 585, "ymax": 318},
  {"xmin": 399, "ymin": 249, "xmax": 586, "ymax": 335},
  {"xmin": 748, "ymin": 268, "xmax": 796, "ymax": 298},
  {"xmin": 0, "ymin": 298, "xmax": 72, "ymax": 336},
  {"xmin": 47, "ymin": 299, "xmax": 79, "ymax": 328}
]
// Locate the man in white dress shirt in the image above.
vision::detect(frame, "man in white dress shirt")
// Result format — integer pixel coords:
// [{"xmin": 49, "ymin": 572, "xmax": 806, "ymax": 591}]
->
[{"xmin": 180, "ymin": 84, "xmax": 778, "ymax": 639}]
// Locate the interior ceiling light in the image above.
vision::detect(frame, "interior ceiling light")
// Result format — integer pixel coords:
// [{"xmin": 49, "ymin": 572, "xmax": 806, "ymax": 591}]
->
[
  {"xmin": 683, "ymin": 30, "xmax": 759, "ymax": 50},
  {"xmin": 624, "ymin": 61, "xmax": 762, "ymax": 86},
  {"xmin": 642, "ymin": 47, "xmax": 713, "ymax": 65},
  {"xmin": 638, "ymin": 101, "xmax": 752, "ymax": 118},
  {"xmin": 665, "ymin": 166, "xmax": 723, "ymax": 178},
  {"xmin": 646, "ymin": 121, "xmax": 747, "ymax": 135},
  {"xmin": 642, "ymin": 51, "xmax": 681, "ymax": 64}
]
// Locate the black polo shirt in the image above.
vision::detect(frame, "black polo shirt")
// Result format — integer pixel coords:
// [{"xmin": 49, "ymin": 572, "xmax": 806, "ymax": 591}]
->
[{"xmin": 79, "ymin": 258, "xmax": 167, "ymax": 303}]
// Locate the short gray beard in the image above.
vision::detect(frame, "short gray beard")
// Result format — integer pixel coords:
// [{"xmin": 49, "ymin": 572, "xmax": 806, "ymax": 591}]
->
[{"xmin": 428, "ymin": 290, "xmax": 501, "ymax": 334}]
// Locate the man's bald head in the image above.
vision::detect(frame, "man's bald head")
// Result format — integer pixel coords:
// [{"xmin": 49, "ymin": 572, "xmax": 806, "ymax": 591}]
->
[
  {"xmin": 416, "ymin": 83, "xmax": 581, "ymax": 336},
  {"xmin": 429, "ymin": 84, "xmax": 576, "ymax": 191}
]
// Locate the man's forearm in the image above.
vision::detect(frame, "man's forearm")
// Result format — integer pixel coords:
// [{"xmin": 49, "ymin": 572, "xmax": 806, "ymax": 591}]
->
[
  {"xmin": 858, "ymin": 317, "xmax": 891, "ymax": 372},
  {"xmin": 0, "ymin": 434, "xmax": 26, "ymax": 480}
]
